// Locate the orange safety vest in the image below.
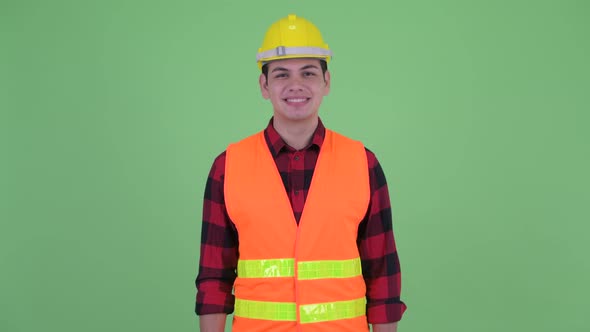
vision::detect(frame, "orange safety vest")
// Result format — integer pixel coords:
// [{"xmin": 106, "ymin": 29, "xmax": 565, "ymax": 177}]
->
[{"xmin": 225, "ymin": 129, "xmax": 371, "ymax": 332}]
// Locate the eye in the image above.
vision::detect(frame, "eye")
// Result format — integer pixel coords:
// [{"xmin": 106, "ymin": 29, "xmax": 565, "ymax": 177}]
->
[
  {"xmin": 303, "ymin": 71, "xmax": 316, "ymax": 77},
  {"xmin": 274, "ymin": 73, "xmax": 288, "ymax": 79}
]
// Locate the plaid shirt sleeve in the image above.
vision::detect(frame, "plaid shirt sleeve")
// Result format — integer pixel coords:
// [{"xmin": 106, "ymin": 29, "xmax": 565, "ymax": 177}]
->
[
  {"xmin": 195, "ymin": 151, "xmax": 238, "ymax": 315},
  {"xmin": 359, "ymin": 149, "xmax": 407, "ymax": 323}
]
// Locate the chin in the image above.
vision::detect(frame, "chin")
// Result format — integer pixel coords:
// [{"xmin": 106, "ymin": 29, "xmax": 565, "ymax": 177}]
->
[{"xmin": 279, "ymin": 111, "xmax": 317, "ymax": 122}]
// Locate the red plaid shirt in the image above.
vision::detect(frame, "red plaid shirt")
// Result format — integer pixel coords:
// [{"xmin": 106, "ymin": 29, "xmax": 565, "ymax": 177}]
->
[{"xmin": 195, "ymin": 118, "xmax": 407, "ymax": 323}]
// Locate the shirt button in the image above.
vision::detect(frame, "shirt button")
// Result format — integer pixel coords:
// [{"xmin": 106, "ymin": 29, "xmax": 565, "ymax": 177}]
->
[
  {"xmin": 294, "ymin": 155, "xmax": 300, "ymax": 161},
  {"xmin": 295, "ymin": 190, "xmax": 300, "ymax": 195}
]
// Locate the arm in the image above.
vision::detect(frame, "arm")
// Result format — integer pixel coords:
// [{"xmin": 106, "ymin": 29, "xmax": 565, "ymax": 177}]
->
[
  {"xmin": 195, "ymin": 152, "xmax": 238, "ymax": 324},
  {"xmin": 199, "ymin": 313, "xmax": 227, "ymax": 332},
  {"xmin": 358, "ymin": 149, "xmax": 407, "ymax": 325},
  {"xmin": 373, "ymin": 322, "xmax": 399, "ymax": 332}
]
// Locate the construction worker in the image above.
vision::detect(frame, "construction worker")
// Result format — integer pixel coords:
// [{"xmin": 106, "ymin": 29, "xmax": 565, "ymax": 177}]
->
[{"xmin": 195, "ymin": 14, "xmax": 407, "ymax": 332}]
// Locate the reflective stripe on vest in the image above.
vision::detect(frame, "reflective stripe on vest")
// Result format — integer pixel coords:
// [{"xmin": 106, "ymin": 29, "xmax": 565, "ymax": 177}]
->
[
  {"xmin": 234, "ymin": 297, "xmax": 366, "ymax": 323},
  {"xmin": 237, "ymin": 257, "xmax": 362, "ymax": 279}
]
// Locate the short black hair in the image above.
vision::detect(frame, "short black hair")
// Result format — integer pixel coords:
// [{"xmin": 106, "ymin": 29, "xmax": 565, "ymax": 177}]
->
[{"xmin": 262, "ymin": 59, "xmax": 328, "ymax": 81}]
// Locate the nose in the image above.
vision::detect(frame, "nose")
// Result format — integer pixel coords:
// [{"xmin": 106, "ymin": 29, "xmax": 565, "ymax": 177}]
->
[{"xmin": 287, "ymin": 76, "xmax": 305, "ymax": 92}]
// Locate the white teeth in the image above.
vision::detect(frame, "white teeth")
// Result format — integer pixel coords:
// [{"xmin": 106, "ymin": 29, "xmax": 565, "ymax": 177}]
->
[{"xmin": 286, "ymin": 98, "xmax": 307, "ymax": 103}]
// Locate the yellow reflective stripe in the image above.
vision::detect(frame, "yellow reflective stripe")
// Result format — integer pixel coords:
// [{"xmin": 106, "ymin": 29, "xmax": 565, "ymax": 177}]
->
[
  {"xmin": 300, "ymin": 298, "xmax": 366, "ymax": 324},
  {"xmin": 234, "ymin": 298, "xmax": 366, "ymax": 323},
  {"xmin": 237, "ymin": 258, "xmax": 362, "ymax": 279},
  {"xmin": 297, "ymin": 257, "xmax": 362, "ymax": 280},
  {"xmin": 237, "ymin": 259, "xmax": 295, "ymax": 278},
  {"xmin": 234, "ymin": 299, "xmax": 296, "ymax": 321}
]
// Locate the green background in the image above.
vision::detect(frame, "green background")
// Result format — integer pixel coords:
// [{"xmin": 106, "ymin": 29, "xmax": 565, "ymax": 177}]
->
[{"xmin": 1, "ymin": 0, "xmax": 589, "ymax": 331}]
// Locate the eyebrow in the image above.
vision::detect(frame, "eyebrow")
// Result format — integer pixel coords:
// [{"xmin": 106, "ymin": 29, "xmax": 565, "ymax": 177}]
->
[
  {"xmin": 271, "ymin": 67, "xmax": 289, "ymax": 73},
  {"xmin": 300, "ymin": 64, "xmax": 320, "ymax": 71},
  {"xmin": 271, "ymin": 64, "xmax": 321, "ymax": 73}
]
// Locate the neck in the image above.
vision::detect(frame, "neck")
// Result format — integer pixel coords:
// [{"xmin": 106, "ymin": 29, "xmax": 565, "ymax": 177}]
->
[{"xmin": 272, "ymin": 116, "xmax": 319, "ymax": 150}]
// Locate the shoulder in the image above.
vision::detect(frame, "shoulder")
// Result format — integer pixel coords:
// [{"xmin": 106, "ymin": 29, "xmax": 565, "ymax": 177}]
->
[
  {"xmin": 207, "ymin": 150, "xmax": 227, "ymax": 181},
  {"xmin": 227, "ymin": 131, "xmax": 263, "ymax": 150},
  {"xmin": 209, "ymin": 130, "xmax": 265, "ymax": 178},
  {"xmin": 327, "ymin": 128, "xmax": 380, "ymax": 168},
  {"xmin": 364, "ymin": 147, "xmax": 379, "ymax": 169}
]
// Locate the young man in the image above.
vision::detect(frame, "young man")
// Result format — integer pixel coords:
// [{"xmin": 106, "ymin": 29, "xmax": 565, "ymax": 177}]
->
[{"xmin": 195, "ymin": 14, "xmax": 407, "ymax": 332}]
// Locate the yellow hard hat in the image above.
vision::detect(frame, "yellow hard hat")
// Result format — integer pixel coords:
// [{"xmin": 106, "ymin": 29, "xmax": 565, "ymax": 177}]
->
[{"xmin": 256, "ymin": 14, "xmax": 332, "ymax": 69}]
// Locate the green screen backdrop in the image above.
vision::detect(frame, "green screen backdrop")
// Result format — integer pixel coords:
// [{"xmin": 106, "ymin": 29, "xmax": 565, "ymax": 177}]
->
[{"xmin": 1, "ymin": 0, "xmax": 589, "ymax": 331}]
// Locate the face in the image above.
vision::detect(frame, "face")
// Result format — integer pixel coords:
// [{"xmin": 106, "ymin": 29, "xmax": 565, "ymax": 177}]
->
[{"xmin": 259, "ymin": 58, "xmax": 331, "ymax": 124}]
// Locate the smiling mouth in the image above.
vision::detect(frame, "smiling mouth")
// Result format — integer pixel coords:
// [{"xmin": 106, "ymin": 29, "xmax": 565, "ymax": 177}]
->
[{"xmin": 284, "ymin": 98, "xmax": 310, "ymax": 104}]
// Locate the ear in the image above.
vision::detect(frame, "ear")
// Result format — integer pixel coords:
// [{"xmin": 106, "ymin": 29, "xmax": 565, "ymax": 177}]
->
[
  {"xmin": 323, "ymin": 70, "xmax": 331, "ymax": 96},
  {"xmin": 259, "ymin": 73, "xmax": 270, "ymax": 99}
]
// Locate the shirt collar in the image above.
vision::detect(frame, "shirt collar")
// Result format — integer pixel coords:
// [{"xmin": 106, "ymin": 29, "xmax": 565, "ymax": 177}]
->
[{"xmin": 264, "ymin": 117, "xmax": 326, "ymax": 157}]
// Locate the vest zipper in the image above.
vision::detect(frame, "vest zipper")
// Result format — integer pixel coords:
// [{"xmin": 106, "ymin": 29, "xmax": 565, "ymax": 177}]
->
[{"xmin": 294, "ymin": 222, "xmax": 302, "ymax": 331}]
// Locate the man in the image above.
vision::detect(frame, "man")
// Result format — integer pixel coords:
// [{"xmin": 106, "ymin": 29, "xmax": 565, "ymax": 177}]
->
[{"xmin": 195, "ymin": 14, "xmax": 407, "ymax": 332}]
